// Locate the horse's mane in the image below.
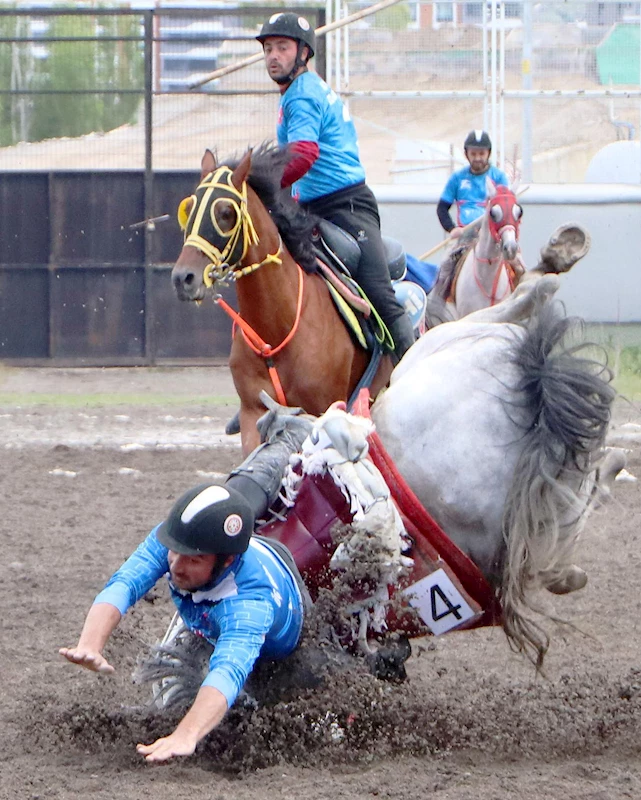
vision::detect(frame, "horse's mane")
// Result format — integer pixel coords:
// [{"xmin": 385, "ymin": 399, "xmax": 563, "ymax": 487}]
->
[{"xmin": 223, "ymin": 142, "xmax": 319, "ymax": 273}]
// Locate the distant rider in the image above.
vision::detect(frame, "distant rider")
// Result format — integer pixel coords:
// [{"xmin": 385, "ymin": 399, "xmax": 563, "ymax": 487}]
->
[
  {"xmin": 431, "ymin": 130, "xmax": 510, "ymax": 304},
  {"xmin": 59, "ymin": 483, "xmax": 305, "ymax": 763},
  {"xmin": 257, "ymin": 12, "xmax": 416, "ymax": 364},
  {"xmin": 437, "ymin": 129, "xmax": 509, "ymax": 239}
]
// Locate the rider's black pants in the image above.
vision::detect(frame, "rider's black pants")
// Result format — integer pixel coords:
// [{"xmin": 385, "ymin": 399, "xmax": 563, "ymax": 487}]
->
[{"xmin": 302, "ymin": 182, "xmax": 405, "ymax": 326}]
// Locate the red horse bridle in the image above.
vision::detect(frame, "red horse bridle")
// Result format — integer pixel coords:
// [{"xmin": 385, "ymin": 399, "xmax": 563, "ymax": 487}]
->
[{"xmin": 487, "ymin": 185, "xmax": 522, "ymax": 242}]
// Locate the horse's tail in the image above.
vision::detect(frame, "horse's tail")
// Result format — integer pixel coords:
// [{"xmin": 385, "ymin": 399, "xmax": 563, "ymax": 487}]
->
[{"xmin": 499, "ymin": 299, "xmax": 615, "ymax": 669}]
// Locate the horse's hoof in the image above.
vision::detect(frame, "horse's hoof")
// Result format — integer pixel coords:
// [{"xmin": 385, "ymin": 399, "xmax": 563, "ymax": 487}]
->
[
  {"xmin": 539, "ymin": 224, "xmax": 591, "ymax": 274},
  {"xmin": 546, "ymin": 565, "xmax": 588, "ymax": 595},
  {"xmin": 225, "ymin": 410, "xmax": 241, "ymax": 436}
]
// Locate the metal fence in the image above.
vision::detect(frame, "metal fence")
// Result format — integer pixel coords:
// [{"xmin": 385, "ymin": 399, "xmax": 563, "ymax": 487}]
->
[
  {"xmin": 2, "ymin": 3, "xmax": 640, "ymax": 183},
  {"xmin": 1, "ymin": 3, "xmax": 640, "ymax": 363}
]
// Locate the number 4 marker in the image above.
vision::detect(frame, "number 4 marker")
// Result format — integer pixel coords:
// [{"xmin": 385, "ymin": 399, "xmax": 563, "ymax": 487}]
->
[{"xmin": 403, "ymin": 568, "xmax": 477, "ymax": 635}]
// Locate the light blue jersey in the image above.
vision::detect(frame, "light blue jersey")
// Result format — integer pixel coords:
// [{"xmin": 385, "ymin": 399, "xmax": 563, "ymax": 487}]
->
[
  {"xmin": 94, "ymin": 528, "xmax": 304, "ymax": 708},
  {"xmin": 277, "ymin": 70, "xmax": 365, "ymax": 202},
  {"xmin": 440, "ymin": 165, "xmax": 509, "ymax": 227}
]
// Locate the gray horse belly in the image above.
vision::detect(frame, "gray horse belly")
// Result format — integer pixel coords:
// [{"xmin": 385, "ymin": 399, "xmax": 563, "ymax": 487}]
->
[{"xmin": 371, "ymin": 330, "xmax": 527, "ymax": 575}]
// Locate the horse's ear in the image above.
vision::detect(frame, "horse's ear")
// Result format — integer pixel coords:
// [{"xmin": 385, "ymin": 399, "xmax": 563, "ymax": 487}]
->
[
  {"xmin": 201, "ymin": 149, "xmax": 217, "ymax": 179},
  {"xmin": 486, "ymin": 176, "xmax": 497, "ymax": 199},
  {"xmin": 231, "ymin": 148, "xmax": 252, "ymax": 191},
  {"xmin": 510, "ymin": 177, "xmax": 520, "ymax": 194}
]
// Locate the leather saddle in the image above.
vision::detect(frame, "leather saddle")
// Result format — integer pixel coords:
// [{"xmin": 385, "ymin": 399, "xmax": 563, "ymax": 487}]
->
[{"xmin": 313, "ymin": 219, "xmax": 407, "ymax": 282}]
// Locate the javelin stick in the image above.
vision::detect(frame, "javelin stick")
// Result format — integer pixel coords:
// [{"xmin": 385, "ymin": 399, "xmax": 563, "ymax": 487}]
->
[
  {"xmin": 418, "ymin": 184, "xmax": 530, "ymax": 262},
  {"xmin": 189, "ymin": 0, "xmax": 407, "ymax": 90}
]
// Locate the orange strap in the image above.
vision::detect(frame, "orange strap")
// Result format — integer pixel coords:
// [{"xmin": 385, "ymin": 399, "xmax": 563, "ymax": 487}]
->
[{"xmin": 214, "ymin": 263, "xmax": 305, "ymax": 406}]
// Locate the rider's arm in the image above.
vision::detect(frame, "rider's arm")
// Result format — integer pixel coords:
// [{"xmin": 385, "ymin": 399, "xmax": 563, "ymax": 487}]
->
[
  {"xmin": 282, "ymin": 140, "xmax": 320, "ymax": 188},
  {"xmin": 59, "ymin": 528, "xmax": 168, "ymax": 672},
  {"xmin": 201, "ymin": 597, "xmax": 276, "ymax": 707},
  {"xmin": 93, "ymin": 526, "xmax": 169, "ymax": 614},
  {"xmin": 136, "ymin": 685, "xmax": 228, "ymax": 763},
  {"xmin": 438, "ymin": 172, "xmax": 461, "ymax": 233},
  {"xmin": 136, "ymin": 597, "xmax": 276, "ymax": 764},
  {"xmin": 437, "ymin": 198, "xmax": 456, "ymax": 233},
  {"xmin": 59, "ymin": 601, "xmax": 121, "ymax": 674}
]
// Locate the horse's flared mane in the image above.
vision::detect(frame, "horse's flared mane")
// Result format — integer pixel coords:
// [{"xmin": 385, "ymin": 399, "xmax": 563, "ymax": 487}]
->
[{"xmin": 222, "ymin": 142, "xmax": 318, "ymax": 273}]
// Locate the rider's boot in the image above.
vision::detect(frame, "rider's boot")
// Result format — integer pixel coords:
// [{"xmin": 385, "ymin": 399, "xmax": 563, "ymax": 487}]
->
[
  {"xmin": 225, "ymin": 410, "xmax": 241, "ymax": 436},
  {"xmin": 388, "ymin": 312, "xmax": 416, "ymax": 365}
]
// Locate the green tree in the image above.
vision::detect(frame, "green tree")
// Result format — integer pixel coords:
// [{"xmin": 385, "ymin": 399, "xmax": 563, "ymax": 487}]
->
[
  {"xmin": 0, "ymin": 9, "xmax": 36, "ymax": 146},
  {"xmin": 28, "ymin": 11, "xmax": 144, "ymax": 143}
]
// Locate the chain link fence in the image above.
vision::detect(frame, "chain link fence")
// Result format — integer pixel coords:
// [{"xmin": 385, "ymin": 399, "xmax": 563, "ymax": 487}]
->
[{"xmin": 1, "ymin": 2, "xmax": 640, "ymax": 183}]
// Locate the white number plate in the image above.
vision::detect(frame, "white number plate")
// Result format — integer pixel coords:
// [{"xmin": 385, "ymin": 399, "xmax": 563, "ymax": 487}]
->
[{"xmin": 403, "ymin": 568, "xmax": 477, "ymax": 635}]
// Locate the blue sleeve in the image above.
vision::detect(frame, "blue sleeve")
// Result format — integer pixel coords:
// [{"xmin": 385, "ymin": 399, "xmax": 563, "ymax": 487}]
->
[
  {"xmin": 93, "ymin": 526, "xmax": 168, "ymax": 616},
  {"xmin": 440, "ymin": 172, "xmax": 459, "ymax": 205},
  {"xmin": 492, "ymin": 167, "xmax": 509, "ymax": 187},
  {"xmin": 282, "ymin": 95, "xmax": 322, "ymax": 144},
  {"xmin": 201, "ymin": 597, "xmax": 276, "ymax": 708}
]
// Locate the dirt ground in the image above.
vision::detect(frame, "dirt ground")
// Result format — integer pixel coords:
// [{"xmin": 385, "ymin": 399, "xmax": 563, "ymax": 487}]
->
[{"xmin": 2, "ymin": 363, "xmax": 641, "ymax": 800}]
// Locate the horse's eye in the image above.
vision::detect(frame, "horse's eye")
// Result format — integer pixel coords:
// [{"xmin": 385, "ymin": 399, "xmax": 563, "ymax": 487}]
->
[
  {"xmin": 490, "ymin": 205, "xmax": 503, "ymax": 223},
  {"xmin": 513, "ymin": 204, "xmax": 522, "ymax": 220},
  {"xmin": 212, "ymin": 201, "xmax": 238, "ymax": 233}
]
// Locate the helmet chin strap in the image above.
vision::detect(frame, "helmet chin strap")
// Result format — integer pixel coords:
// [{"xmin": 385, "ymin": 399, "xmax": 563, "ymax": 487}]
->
[
  {"xmin": 195, "ymin": 554, "xmax": 237, "ymax": 593},
  {"xmin": 273, "ymin": 41, "xmax": 309, "ymax": 85}
]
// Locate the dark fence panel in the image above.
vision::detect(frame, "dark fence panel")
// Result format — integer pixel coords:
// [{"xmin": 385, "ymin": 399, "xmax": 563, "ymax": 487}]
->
[
  {"xmin": 50, "ymin": 173, "xmax": 146, "ymax": 265},
  {"xmin": 150, "ymin": 265, "xmax": 235, "ymax": 360},
  {"xmin": 0, "ymin": 264, "xmax": 49, "ymax": 358},
  {"xmin": 0, "ymin": 174, "xmax": 49, "ymax": 265},
  {"xmin": 0, "ymin": 169, "xmax": 235, "ymax": 364},
  {"xmin": 50, "ymin": 264, "xmax": 146, "ymax": 360}
]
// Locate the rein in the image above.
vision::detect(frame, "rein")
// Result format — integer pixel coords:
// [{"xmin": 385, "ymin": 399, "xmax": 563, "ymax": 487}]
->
[
  {"xmin": 472, "ymin": 224, "xmax": 518, "ymax": 305},
  {"xmin": 180, "ymin": 165, "xmax": 303, "ymax": 406},
  {"xmin": 214, "ymin": 262, "xmax": 305, "ymax": 407}
]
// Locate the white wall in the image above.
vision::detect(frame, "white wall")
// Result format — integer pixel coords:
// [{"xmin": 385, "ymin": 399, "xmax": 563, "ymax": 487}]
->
[{"xmin": 375, "ymin": 184, "xmax": 641, "ymax": 323}]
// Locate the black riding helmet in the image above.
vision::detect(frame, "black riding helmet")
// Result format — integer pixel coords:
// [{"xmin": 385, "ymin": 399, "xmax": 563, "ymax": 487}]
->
[
  {"xmin": 257, "ymin": 12, "xmax": 315, "ymax": 85},
  {"xmin": 464, "ymin": 130, "xmax": 492, "ymax": 151},
  {"xmin": 157, "ymin": 483, "xmax": 254, "ymax": 557}
]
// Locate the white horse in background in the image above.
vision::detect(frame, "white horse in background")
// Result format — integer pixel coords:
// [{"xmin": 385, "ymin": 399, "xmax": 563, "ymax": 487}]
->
[
  {"xmin": 372, "ymin": 274, "xmax": 620, "ymax": 666},
  {"xmin": 425, "ymin": 181, "xmax": 591, "ymax": 329},
  {"xmin": 452, "ymin": 180, "xmax": 523, "ymax": 317}
]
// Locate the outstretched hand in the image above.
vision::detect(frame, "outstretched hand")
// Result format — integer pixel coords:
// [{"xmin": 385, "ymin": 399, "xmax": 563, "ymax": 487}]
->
[
  {"xmin": 136, "ymin": 732, "xmax": 198, "ymax": 763},
  {"xmin": 58, "ymin": 646, "xmax": 115, "ymax": 674}
]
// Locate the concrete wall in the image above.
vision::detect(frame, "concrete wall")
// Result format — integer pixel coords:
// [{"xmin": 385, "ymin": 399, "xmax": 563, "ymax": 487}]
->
[{"xmin": 375, "ymin": 183, "xmax": 641, "ymax": 323}]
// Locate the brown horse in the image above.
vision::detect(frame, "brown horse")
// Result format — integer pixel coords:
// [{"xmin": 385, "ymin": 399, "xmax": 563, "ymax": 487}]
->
[{"xmin": 171, "ymin": 145, "xmax": 393, "ymax": 454}]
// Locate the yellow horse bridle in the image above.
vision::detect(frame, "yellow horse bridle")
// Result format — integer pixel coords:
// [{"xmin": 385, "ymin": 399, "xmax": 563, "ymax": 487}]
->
[{"xmin": 177, "ymin": 166, "xmax": 282, "ymax": 288}]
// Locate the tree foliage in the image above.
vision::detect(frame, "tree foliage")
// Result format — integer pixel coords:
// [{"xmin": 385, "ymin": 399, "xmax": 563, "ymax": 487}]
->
[{"xmin": 0, "ymin": 9, "xmax": 144, "ymax": 146}]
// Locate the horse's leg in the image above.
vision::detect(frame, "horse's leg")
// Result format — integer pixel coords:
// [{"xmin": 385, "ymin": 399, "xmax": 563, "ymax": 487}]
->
[
  {"xmin": 463, "ymin": 272, "xmax": 560, "ymax": 325},
  {"xmin": 239, "ymin": 404, "xmax": 263, "ymax": 455},
  {"xmin": 544, "ymin": 448, "xmax": 625, "ymax": 596}
]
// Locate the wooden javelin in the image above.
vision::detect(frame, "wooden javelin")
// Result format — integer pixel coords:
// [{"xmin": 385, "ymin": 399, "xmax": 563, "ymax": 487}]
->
[{"xmin": 189, "ymin": 0, "xmax": 407, "ymax": 90}]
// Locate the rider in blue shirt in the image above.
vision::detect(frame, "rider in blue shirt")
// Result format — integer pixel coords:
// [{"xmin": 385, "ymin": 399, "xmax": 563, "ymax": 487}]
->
[
  {"xmin": 437, "ymin": 130, "xmax": 509, "ymax": 236},
  {"xmin": 59, "ymin": 482, "xmax": 304, "ymax": 764},
  {"xmin": 431, "ymin": 130, "xmax": 510, "ymax": 304},
  {"xmin": 257, "ymin": 12, "xmax": 415, "ymax": 364}
]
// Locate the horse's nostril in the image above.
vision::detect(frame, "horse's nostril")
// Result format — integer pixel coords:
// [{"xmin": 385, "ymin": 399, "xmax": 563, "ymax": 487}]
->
[{"xmin": 184, "ymin": 273, "xmax": 194, "ymax": 286}]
